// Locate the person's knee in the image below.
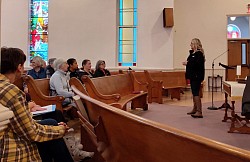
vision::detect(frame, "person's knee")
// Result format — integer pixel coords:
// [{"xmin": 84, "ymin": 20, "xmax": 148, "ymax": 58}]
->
[{"xmin": 38, "ymin": 119, "xmax": 58, "ymax": 126}]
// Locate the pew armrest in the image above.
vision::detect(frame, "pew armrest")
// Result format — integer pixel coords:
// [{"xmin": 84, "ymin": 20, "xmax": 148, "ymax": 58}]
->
[
  {"xmin": 23, "ymin": 75, "xmax": 65, "ymax": 112},
  {"xmin": 81, "ymin": 76, "xmax": 121, "ymax": 103}
]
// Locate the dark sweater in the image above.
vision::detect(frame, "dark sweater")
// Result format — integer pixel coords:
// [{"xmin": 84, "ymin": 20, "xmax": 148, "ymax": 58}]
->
[
  {"xmin": 185, "ymin": 50, "xmax": 205, "ymax": 82},
  {"xmin": 94, "ymin": 69, "xmax": 111, "ymax": 78}
]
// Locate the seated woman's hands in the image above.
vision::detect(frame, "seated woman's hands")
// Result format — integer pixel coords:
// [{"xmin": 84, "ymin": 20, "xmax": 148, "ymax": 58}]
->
[
  {"xmin": 58, "ymin": 122, "xmax": 70, "ymax": 135},
  {"xmin": 28, "ymin": 101, "xmax": 46, "ymax": 112}
]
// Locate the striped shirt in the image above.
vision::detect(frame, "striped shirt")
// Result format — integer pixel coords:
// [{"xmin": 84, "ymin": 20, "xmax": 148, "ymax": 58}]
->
[{"xmin": 0, "ymin": 74, "xmax": 65, "ymax": 162}]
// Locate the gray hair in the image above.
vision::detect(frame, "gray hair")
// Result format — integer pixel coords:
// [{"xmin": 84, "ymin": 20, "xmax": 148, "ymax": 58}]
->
[
  {"xmin": 95, "ymin": 60, "xmax": 105, "ymax": 70},
  {"xmin": 48, "ymin": 58, "xmax": 56, "ymax": 65},
  {"xmin": 53, "ymin": 59, "xmax": 66, "ymax": 71},
  {"xmin": 32, "ymin": 56, "xmax": 43, "ymax": 67}
]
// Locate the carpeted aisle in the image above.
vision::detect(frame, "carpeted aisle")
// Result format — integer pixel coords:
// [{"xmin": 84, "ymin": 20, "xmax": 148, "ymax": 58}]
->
[{"xmin": 130, "ymin": 100, "xmax": 250, "ymax": 151}]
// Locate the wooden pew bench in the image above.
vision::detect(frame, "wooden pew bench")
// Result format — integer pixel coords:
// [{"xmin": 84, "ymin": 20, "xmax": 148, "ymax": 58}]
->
[
  {"xmin": 80, "ymin": 73, "xmax": 148, "ymax": 111},
  {"xmin": 71, "ymin": 85, "xmax": 250, "ymax": 162},
  {"xmin": 22, "ymin": 75, "xmax": 72, "ymax": 112},
  {"xmin": 144, "ymin": 70, "xmax": 203, "ymax": 104},
  {"xmin": 144, "ymin": 70, "xmax": 186, "ymax": 103}
]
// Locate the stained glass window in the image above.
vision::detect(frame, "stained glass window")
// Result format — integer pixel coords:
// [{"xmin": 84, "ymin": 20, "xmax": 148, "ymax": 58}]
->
[
  {"xmin": 118, "ymin": 0, "xmax": 138, "ymax": 67},
  {"xmin": 29, "ymin": 0, "xmax": 48, "ymax": 62}
]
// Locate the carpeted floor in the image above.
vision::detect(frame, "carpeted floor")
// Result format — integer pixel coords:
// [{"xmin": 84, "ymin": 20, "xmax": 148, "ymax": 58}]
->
[{"xmin": 129, "ymin": 100, "xmax": 250, "ymax": 151}]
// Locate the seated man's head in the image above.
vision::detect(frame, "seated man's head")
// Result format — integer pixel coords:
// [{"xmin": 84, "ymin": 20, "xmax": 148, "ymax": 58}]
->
[{"xmin": 1, "ymin": 47, "xmax": 26, "ymax": 82}]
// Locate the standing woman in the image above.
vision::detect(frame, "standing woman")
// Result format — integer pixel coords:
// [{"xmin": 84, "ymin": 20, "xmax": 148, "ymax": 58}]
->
[
  {"xmin": 94, "ymin": 60, "xmax": 111, "ymax": 78},
  {"xmin": 183, "ymin": 38, "xmax": 205, "ymax": 118}
]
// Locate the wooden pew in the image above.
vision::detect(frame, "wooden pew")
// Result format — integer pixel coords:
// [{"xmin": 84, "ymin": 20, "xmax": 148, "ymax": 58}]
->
[
  {"xmin": 22, "ymin": 75, "xmax": 72, "ymax": 112},
  {"xmin": 71, "ymin": 85, "xmax": 250, "ymax": 162},
  {"xmin": 73, "ymin": 95, "xmax": 105, "ymax": 162},
  {"xmin": 144, "ymin": 70, "xmax": 204, "ymax": 104},
  {"xmin": 144, "ymin": 70, "xmax": 186, "ymax": 103},
  {"xmin": 79, "ymin": 73, "xmax": 148, "ymax": 111}
]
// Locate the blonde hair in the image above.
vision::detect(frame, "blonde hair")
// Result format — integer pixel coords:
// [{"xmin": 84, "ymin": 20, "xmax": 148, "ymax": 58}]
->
[
  {"xmin": 32, "ymin": 56, "xmax": 44, "ymax": 67},
  {"xmin": 192, "ymin": 38, "xmax": 204, "ymax": 54}
]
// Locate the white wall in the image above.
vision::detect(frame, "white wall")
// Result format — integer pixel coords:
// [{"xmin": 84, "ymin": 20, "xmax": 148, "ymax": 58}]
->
[
  {"xmin": 1, "ymin": 0, "xmax": 29, "ymax": 66},
  {"xmin": 49, "ymin": 0, "xmax": 117, "ymax": 68},
  {"xmin": 1, "ymin": 0, "xmax": 174, "ymax": 69},
  {"xmin": 2, "ymin": 0, "xmax": 250, "ymax": 71},
  {"xmin": 137, "ymin": 0, "xmax": 173, "ymax": 69},
  {"xmin": 174, "ymin": 0, "xmax": 250, "ymax": 70}
]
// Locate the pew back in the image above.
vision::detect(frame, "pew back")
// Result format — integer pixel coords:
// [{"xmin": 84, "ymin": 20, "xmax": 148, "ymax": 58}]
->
[
  {"xmin": 81, "ymin": 73, "xmax": 148, "ymax": 110},
  {"xmin": 72, "ymin": 86, "xmax": 250, "ymax": 162},
  {"xmin": 147, "ymin": 70, "xmax": 186, "ymax": 88},
  {"xmin": 91, "ymin": 74, "xmax": 134, "ymax": 96},
  {"xmin": 22, "ymin": 75, "xmax": 65, "ymax": 111}
]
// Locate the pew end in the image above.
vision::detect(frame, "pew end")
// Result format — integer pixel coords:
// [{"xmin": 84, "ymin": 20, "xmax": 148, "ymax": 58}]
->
[{"xmin": 22, "ymin": 75, "xmax": 73, "ymax": 112}]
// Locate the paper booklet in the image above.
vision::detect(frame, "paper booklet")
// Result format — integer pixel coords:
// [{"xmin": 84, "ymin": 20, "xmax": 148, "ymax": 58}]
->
[{"xmin": 32, "ymin": 105, "xmax": 56, "ymax": 116}]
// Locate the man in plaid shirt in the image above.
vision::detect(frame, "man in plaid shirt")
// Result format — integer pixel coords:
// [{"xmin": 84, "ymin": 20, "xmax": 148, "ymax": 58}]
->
[{"xmin": 0, "ymin": 47, "xmax": 73, "ymax": 162}]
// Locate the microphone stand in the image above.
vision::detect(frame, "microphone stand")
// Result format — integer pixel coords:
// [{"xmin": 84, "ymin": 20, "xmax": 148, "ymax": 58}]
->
[{"xmin": 207, "ymin": 50, "xmax": 229, "ymax": 110}]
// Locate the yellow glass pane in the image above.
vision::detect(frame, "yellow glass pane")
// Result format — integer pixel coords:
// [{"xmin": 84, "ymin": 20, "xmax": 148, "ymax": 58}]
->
[
  {"xmin": 122, "ymin": 28, "xmax": 133, "ymax": 40},
  {"xmin": 123, "ymin": 12, "xmax": 134, "ymax": 25},
  {"xmin": 122, "ymin": 44, "xmax": 133, "ymax": 53},
  {"xmin": 122, "ymin": 54, "xmax": 133, "ymax": 62},
  {"xmin": 123, "ymin": 0, "xmax": 133, "ymax": 9}
]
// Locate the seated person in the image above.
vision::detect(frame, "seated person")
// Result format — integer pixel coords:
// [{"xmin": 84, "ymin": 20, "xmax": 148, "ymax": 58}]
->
[
  {"xmin": 23, "ymin": 82, "xmax": 67, "ymax": 123},
  {"xmin": 94, "ymin": 60, "xmax": 111, "ymax": 78},
  {"xmin": 46, "ymin": 58, "xmax": 56, "ymax": 78},
  {"xmin": 0, "ymin": 47, "xmax": 73, "ymax": 162},
  {"xmin": 242, "ymin": 76, "xmax": 250, "ymax": 119},
  {"xmin": 27, "ymin": 56, "xmax": 47, "ymax": 79},
  {"xmin": 67, "ymin": 58, "xmax": 81, "ymax": 79},
  {"xmin": 80, "ymin": 59, "xmax": 94, "ymax": 78},
  {"xmin": 50, "ymin": 59, "xmax": 74, "ymax": 106}
]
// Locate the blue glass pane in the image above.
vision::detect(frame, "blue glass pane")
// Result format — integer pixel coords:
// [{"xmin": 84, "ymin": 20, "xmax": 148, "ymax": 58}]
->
[
  {"xmin": 118, "ymin": 0, "xmax": 137, "ymax": 66},
  {"xmin": 30, "ymin": 0, "xmax": 48, "ymax": 63},
  {"xmin": 31, "ymin": 0, "xmax": 48, "ymax": 17},
  {"xmin": 119, "ymin": 0, "xmax": 123, "ymax": 26},
  {"xmin": 133, "ymin": 28, "xmax": 137, "ymax": 62},
  {"xmin": 30, "ymin": 51, "xmax": 48, "ymax": 61},
  {"xmin": 30, "ymin": 18, "xmax": 48, "ymax": 34},
  {"xmin": 134, "ymin": 0, "xmax": 138, "ymax": 26},
  {"xmin": 242, "ymin": 43, "xmax": 247, "ymax": 64},
  {"xmin": 118, "ymin": 28, "xmax": 123, "ymax": 62},
  {"xmin": 121, "ymin": 63, "xmax": 133, "ymax": 66}
]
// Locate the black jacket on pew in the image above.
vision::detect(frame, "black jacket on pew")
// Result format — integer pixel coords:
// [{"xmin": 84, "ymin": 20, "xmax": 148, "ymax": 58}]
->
[{"xmin": 242, "ymin": 76, "xmax": 250, "ymax": 118}]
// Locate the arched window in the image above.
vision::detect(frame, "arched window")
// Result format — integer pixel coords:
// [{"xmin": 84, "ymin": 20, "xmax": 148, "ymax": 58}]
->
[
  {"xmin": 29, "ymin": 0, "xmax": 49, "ymax": 62},
  {"xmin": 118, "ymin": 0, "xmax": 138, "ymax": 67}
]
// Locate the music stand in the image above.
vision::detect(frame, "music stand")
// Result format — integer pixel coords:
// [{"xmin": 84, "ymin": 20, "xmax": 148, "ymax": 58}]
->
[
  {"xmin": 207, "ymin": 50, "xmax": 229, "ymax": 110},
  {"xmin": 207, "ymin": 60, "xmax": 218, "ymax": 110},
  {"xmin": 217, "ymin": 63, "xmax": 235, "ymax": 109}
]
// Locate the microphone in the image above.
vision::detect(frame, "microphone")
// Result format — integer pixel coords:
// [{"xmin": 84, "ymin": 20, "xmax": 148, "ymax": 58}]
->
[
  {"xmin": 208, "ymin": 49, "xmax": 229, "ymax": 110},
  {"xmin": 219, "ymin": 62, "xmax": 235, "ymax": 69},
  {"xmin": 213, "ymin": 49, "xmax": 229, "ymax": 62}
]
